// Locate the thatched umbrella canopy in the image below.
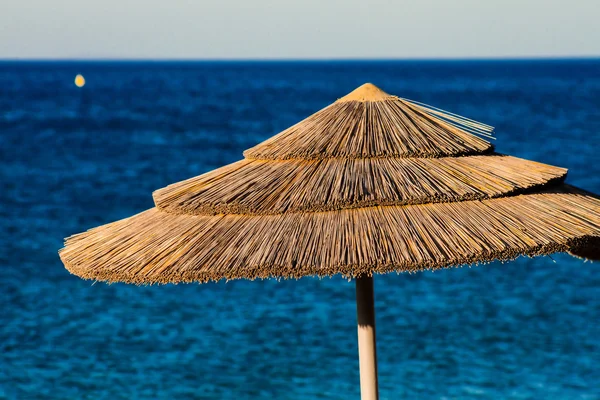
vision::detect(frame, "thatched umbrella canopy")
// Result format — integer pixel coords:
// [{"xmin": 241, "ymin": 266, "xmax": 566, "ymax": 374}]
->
[{"xmin": 60, "ymin": 83, "xmax": 600, "ymax": 399}]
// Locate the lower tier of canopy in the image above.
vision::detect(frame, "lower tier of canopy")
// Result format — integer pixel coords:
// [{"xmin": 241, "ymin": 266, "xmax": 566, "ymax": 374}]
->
[{"xmin": 60, "ymin": 185, "xmax": 600, "ymax": 284}]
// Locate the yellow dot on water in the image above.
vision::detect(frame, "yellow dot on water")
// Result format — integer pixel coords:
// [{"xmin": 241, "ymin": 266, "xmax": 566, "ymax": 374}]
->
[{"xmin": 74, "ymin": 74, "xmax": 85, "ymax": 88}]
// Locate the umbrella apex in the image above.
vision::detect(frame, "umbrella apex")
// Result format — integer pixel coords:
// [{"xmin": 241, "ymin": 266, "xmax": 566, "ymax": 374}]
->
[{"xmin": 337, "ymin": 83, "xmax": 395, "ymax": 102}]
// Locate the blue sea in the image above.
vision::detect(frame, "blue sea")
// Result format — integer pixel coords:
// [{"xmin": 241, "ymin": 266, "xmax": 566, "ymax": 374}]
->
[{"xmin": 1, "ymin": 60, "xmax": 599, "ymax": 399}]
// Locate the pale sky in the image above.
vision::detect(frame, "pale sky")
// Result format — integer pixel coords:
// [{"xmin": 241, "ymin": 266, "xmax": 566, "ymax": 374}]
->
[{"xmin": 1, "ymin": 0, "xmax": 599, "ymax": 59}]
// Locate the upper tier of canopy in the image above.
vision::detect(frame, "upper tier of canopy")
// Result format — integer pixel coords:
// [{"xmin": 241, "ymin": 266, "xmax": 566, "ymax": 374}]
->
[{"xmin": 243, "ymin": 83, "xmax": 494, "ymax": 160}]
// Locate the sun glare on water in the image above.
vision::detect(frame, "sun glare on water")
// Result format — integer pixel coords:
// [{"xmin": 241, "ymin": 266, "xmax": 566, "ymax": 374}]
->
[{"xmin": 74, "ymin": 74, "xmax": 85, "ymax": 88}]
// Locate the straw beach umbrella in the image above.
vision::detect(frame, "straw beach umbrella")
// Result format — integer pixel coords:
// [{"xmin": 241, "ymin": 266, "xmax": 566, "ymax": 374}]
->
[{"xmin": 60, "ymin": 83, "xmax": 600, "ymax": 399}]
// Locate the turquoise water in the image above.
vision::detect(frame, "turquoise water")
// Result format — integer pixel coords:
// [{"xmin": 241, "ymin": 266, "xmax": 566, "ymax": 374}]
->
[{"xmin": 1, "ymin": 60, "xmax": 599, "ymax": 399}]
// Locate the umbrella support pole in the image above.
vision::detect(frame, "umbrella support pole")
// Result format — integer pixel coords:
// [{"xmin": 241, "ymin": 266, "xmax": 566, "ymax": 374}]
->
[{"xmin": 356, "ymin": 275, "xmax": 379, "ymax": 400}]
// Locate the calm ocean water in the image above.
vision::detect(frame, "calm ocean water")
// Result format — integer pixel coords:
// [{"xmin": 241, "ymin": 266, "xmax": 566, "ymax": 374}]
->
[{"xmin": 1, "ymin": 60, "xmax": 599, "ymax": 399}]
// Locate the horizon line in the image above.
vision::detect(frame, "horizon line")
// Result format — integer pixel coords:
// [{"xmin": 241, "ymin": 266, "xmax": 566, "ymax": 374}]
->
[{"xmin": 1, "ymin": 55, "xmax": 599, "ymax": 63}]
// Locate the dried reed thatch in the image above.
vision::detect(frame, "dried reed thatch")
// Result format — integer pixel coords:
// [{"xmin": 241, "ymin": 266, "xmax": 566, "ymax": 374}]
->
[{"xmin": 59, "ymin": 83, "xmax": 600, "ymax": 284}]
